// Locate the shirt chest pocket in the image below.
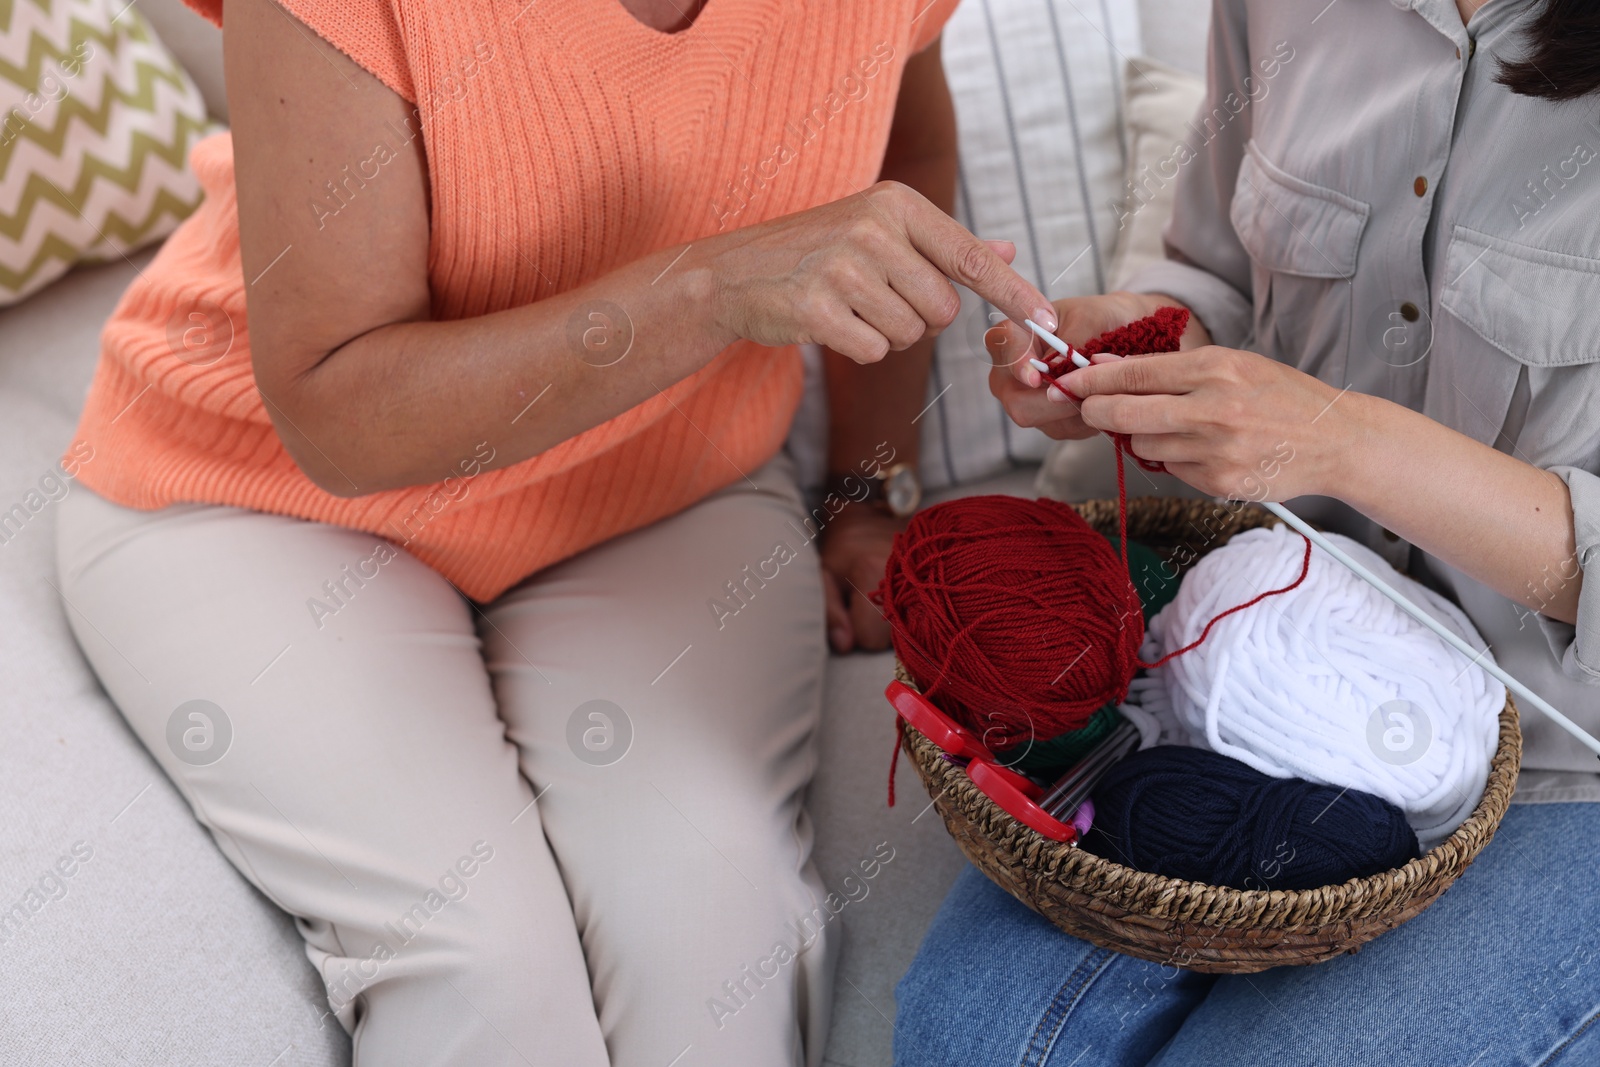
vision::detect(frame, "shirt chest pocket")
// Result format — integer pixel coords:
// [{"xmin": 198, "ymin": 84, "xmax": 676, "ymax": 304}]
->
[
  {"xmin": 1432, "ymin": 226, "xmax": 1600, "ymax": 461},
  {"xmin": 1230, "ymin": 140, "xmax": 1370, "ymax": 385}
]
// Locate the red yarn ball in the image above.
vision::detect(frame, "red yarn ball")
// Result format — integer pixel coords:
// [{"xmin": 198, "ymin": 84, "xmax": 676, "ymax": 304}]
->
[{"xmin": 874, "ymin": 496, "xmax": 1144, "ymax": 752}]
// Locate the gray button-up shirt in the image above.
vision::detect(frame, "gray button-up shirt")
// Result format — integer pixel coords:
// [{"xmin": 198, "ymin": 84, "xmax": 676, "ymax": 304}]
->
[{"xmin": 1125, "ymin": 0, "xmax": 1600, "ymax": 799}]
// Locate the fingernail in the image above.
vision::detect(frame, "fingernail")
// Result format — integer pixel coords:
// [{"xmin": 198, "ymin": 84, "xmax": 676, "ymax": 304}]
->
[
  {"xmin": 1046, "ymin": 384, "xmax": 1069, "ymax": 403},
  {"xmin": 1025, "ymin": 367, "xmax": 1041, "ymax": 388},
  {"xmin": 1033, "ymin": 307, "xmax": 1058, "ymax": 332}
]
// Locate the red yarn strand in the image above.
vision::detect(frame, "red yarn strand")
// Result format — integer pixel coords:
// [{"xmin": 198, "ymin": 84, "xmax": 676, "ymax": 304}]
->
[
  {"xmin": 888, "ymin": 729, "xmax": 900, "ymax": 807},
  {"xmin": 1137, "ymin": 532, "xmax": 1313, "ymax": 670}
]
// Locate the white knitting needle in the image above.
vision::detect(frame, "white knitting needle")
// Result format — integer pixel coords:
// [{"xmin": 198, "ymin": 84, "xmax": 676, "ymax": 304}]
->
[
  {"xmin": 1020, "ymin": 317, "xmax": 1600, "ymax": 759},
  {"xmin": 1024, "ymin": 317, "xmax": 1092, "ymax": 370},
  {"xmin": 1262, "ymin": 504, "xmax": 1600, "ymax": 758}
]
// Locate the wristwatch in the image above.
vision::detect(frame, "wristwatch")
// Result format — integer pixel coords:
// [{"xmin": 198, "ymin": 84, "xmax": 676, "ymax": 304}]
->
[{"xmin": 827, "ymin": 462, "xmax": 922, "ymax": 518}]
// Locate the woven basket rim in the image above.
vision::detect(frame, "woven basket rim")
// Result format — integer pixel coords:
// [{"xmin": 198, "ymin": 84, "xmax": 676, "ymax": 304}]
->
[{"xmin": 894, "ymin": 496, "xmax": 1522, "ymax": 933}]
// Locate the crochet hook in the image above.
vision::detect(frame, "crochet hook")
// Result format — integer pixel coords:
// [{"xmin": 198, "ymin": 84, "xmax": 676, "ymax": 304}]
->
[{"xmin": 1019, "ymin": 317, "xmax": 1600, "ymax": 760}]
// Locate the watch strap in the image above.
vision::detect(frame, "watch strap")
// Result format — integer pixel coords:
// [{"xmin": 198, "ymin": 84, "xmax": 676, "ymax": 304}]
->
[{"xmin": 822, "ymin": 470, "xmax": 883, "ymax": 508}]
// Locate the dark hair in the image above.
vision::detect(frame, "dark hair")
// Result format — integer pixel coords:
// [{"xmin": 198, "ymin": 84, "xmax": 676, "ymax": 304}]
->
[{"xmin": 1497, "ymin": 0, "xmax": 1600, "ymax": 101}]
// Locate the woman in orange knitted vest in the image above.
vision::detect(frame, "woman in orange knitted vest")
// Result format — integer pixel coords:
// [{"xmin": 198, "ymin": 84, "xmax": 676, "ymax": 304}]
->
[{"xmin": 52, "ymin": 0, "xmax": 1058, "ymax": 1064}]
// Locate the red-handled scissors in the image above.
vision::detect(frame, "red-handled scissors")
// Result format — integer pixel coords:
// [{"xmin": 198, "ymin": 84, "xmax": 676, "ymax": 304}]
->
[
  {"xmin": 969, "ymin": 759, "xmax": 1080, "ymax": 843},
  {"xmin": 886, "ymin": 680, "xmax": 1081, "ymax": 843}
]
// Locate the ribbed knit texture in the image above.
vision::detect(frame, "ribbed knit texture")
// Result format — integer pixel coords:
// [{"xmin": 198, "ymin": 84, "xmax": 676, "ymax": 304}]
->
[{"xmin": 69, "ymin": 0, "xmax": 959, "ymax": 601}]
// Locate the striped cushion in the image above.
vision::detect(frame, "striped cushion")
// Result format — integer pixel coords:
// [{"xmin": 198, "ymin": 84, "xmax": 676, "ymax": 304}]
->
[
  {"xmin": 0, "ymin": 0, "xmax": 213, "ymax": 306},
  {"xmin": 919, "ymin": 0, "xmax": 1141, "ymax": 490}
]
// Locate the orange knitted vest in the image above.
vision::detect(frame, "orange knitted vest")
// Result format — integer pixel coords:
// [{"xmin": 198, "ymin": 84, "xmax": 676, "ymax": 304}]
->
[{"xmin": 68, "ymin": 0, "xmax": 958, "ymax": 601}]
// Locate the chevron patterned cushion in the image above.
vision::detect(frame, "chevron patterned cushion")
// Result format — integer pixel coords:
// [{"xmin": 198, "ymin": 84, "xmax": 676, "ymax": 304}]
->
[{"xmin": 0, "ymin": 0, "xmax": 213, "ymax": 306}]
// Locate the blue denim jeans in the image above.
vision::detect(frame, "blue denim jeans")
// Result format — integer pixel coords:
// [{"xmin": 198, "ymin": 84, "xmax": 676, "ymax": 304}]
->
[{"xmin": 895, "ymin": 803, "xmax": 1600, "ymax": 1066}]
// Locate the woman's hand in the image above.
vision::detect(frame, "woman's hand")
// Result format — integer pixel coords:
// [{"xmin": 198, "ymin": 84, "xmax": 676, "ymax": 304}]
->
[
  {"xmin": 1045, "ymin": 327, "xmax": 1586, "ymax": 625},
  {"xmin": 701, "ymin": 180, "xmax": 1058, "ymax": 365},
  {"xmin": 1056, "ymin": 345, "xmax": 1346, "ymax": 502},
  {"xmin": 820, "ymin": 507, "xmax": 903, "ymax": 653},
  {"xmin": 986, "ymin": 291, "xmax": 1210, "ymax": 440}
]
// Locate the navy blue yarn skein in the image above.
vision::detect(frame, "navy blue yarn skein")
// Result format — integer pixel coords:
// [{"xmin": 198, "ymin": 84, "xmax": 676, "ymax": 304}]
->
[{"xmin": 1081, "ymin": 746, "xmax": 1420, "ymax": 890}]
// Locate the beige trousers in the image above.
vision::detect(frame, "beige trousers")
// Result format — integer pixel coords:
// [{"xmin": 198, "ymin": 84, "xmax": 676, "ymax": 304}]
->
[{"xmin": 55, "ymin": 455, "xmax": 836, "ymax": 1067}]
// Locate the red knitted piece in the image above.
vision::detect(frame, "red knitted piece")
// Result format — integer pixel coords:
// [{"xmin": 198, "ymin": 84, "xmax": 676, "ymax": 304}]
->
[
  {"xmin": 1048, "ymin": 305, "xmax": 1190, "ymax": 475},
  {"xmin": 1077, "ymin": 305, "xmax": 1191, "ymax": 359}
]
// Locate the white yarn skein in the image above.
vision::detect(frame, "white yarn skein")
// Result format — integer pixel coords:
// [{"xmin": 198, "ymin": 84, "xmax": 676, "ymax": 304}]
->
[
  {"xmin": 1120, "ymin": 674, "xmax": 1184, "ymax": 749},
  {"xmin": 1144, "ymin": 525, "xmax": 1504, "ymax": 849}
]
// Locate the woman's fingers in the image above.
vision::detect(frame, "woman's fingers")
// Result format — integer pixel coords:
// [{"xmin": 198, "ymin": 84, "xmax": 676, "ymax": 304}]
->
[
  {"xmin": 985, "ymin": 321, "xmax": 1044, "ymax": 385},
  {"xmin": 985, "ymin": 321, "xmax": 1116, "ymax": 435},
  {"xmin": 821, "ymin": 570, "xmax": 853, "ymax": 653},
  {"xmin": 877, "ymin": 247, "xmax": 965, "ymax": 339},
  {"xmin": 1057, "ymin": 349, "xmax": 1210, "ymax": 398},
  {"xmin": 863, "ymin": 239, "xmax": 1016, "ymax": 346},
  {"xmin": 848, "ymin": 569, "xmax": 893, "ymax": 651},
  {"xmin": 705, "ymin": 184, "xmax": 1063, "ymax": 365},
  {"xmin": 810, "ymin": 300, "xmax": 893, "ymax": 364},
  {"xmin": 986, "ymin": 362, "xmax": 1098, "ymax": 439},
  {"xmin": 984, "ymin": 238, "xmax": 1017, "ymax": 264},
  {"xmin": 993, "ymin": 294, "xmax": 1160, "ymax": 387},
  {"xmin": 1079, "ymin": 393, "xmax": 1187, "ymax": 436},
  {"xmin": 1126, "ymin": 434, "xmax": 1190, "ymax": 462},
  {"xmin": 845, "ymin": 268, "xmax": 932, "ymax": 352},
  {"xmin": 876, "ymin": 182, "xmax": 1058, "ymax": 332}
]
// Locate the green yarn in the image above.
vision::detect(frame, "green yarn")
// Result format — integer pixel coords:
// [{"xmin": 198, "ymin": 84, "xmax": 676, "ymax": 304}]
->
[
  {"xmin": 1000, "ymin": 703, "xmax": 1125, "ymax": 776},
  {"xmin": 1103, "ymin": 533, "xmax": 1179, "ymax": 621}
]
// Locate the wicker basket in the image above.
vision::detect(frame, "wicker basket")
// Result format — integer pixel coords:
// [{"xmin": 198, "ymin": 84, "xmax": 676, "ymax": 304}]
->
[{"xmin": 896, "ymin": 496, "xmax": 1521, "ymax": 974}]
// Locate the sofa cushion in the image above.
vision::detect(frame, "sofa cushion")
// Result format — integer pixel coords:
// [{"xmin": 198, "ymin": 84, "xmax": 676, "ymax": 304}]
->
[
  {"xmin": 138, "ymin": 0, "xmax": 227, "ymax": 122},
  {"xmin": 1136, "ymin": 0, "xmax": 1212, "ymax": 76},
  {"xmin": 0, "ymin": 0, "xmax": 213, "ymax": 305},
  {"xmin": 1105, "ymin": 56, "xmax": 1208, "ymax": 291}
]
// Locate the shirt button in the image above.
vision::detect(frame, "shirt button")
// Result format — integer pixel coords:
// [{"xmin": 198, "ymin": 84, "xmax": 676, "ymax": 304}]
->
[
  {"xmin": 1455, "ymin": 46, "xmax": 1461, "ymax": 59},
  {"xmin": 1469, "ymin": 38, "xmax": 1477, "ymax": 58},
  {"xmin": 1400, "ymin": 301, "xmax": 1421, "ymax": 322},
  {"xmin": 1413, "ymin": 176, "xmax": 1428, "ymax": 197}
]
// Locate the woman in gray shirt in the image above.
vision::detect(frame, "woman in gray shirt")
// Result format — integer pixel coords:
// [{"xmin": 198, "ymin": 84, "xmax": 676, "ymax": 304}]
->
[{"xmin": 895, "ymin": 0, "xmax": 1600, "ymax": 1063}]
